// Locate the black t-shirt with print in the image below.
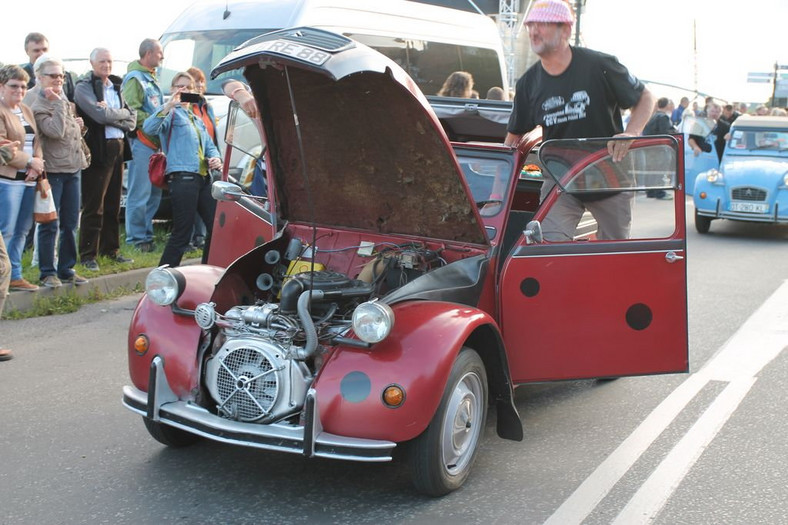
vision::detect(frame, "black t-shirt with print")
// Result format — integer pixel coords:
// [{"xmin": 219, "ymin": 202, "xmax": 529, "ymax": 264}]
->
[{"xmin": 507, "ymin": 46, "xmax": 645, "ymax": 140}]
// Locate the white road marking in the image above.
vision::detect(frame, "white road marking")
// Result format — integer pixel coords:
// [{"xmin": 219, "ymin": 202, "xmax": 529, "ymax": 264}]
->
[
  {"xmin": 543, "ymin": 281, "xmax": 788, "ymax": 525},
  {"xmin": 611, "ymin": 377, "xmax": 756, "ymax": 524}
]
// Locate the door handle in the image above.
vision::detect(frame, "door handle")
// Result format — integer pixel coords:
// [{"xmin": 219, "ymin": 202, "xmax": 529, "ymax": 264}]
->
[{"xmin": 665, "ymin": 251, "xmax": 684, "ymax": 263}]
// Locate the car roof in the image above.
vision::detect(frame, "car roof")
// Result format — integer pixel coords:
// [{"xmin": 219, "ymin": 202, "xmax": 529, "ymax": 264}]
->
[{"xmin": 732, "ymin": 115, "xmax": 788, "ymax": 129}]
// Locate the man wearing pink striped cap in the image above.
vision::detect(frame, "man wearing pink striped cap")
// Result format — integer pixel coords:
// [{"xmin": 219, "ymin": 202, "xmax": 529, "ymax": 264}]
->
[{"xmin": 504, "ymin": 0, "xmax": 655, "ymax": 242}]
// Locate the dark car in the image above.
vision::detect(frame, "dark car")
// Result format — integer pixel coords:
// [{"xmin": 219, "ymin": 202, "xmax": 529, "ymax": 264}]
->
[{"xmin": 123, "ymin": 27, "xmax": 689, "ymax": 496}]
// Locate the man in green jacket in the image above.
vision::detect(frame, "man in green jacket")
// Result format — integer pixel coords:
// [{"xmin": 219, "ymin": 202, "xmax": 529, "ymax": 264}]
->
[{"xmin": 121, "ymin": 38, "xmax": 164, "ymax": 252}]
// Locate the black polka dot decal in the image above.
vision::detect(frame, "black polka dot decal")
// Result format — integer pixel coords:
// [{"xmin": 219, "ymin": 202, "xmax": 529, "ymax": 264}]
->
[
  {"xmin": 520, "ymin": 278, "xmax": 540, "ymax": 297},
  {"xmin": 218, "ymin": 212, "xmax": 226, "ymax": 227},
  {"xmin": 626, "ymin": 303, "xmax": 652, "ymax": 331}
]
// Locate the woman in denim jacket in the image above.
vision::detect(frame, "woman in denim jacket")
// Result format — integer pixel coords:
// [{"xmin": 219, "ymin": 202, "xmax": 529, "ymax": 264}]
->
[{"xmin": 143, "ymin": 72, "xmax": 221, "ymax": 268}]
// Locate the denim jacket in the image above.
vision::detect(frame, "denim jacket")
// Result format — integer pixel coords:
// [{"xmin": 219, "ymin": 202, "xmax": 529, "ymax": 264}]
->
[{"xmin": 143, "ymin": 105, "xmax": 220, "ymax": 175}]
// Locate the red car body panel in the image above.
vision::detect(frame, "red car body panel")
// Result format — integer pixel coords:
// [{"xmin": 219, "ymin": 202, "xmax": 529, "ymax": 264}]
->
[
  {"xmin": 128, "ymin": 265, "xmax": 223, "ymax": 396},
  {"xmin": 314, "ymin": 301, "xmax": 496, "ymax": 442}
]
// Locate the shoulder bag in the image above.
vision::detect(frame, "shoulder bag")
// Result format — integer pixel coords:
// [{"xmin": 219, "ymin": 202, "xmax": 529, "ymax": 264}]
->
[{"xmin": 148, "ymin": 113, "xmax": 174, "ymax": 190}]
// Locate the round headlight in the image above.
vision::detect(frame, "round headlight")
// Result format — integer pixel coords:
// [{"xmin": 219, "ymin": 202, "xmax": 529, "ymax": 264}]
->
[
  {"xmin": 352, "ymin": 301, "xmax": 394, "ymax": 344},
  {"xmin": 705, "ymin": 169, "xmax": 723, "ymax": 183},
  {"xmin": 145, "ymin": 267, "xmax": 183, "ymax": 306}
]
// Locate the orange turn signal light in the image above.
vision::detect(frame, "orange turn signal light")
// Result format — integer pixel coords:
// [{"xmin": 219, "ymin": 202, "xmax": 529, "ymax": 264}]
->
[
  {"xmin": 134, "ymin": 335, "xmax": 150, "ymax": 355},
  {"xmin": 699, "ymin": 192, "xmax": 707, "ymax": 199},
  {"xmin": 382, "ymin": 385, "xmax": 405, "ymax": 408}
]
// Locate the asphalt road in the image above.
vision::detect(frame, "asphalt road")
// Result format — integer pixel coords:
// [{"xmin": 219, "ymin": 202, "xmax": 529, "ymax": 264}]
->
[{"xmin": 1, "ymin": 198, "xmax": 786, "ymax": 525}]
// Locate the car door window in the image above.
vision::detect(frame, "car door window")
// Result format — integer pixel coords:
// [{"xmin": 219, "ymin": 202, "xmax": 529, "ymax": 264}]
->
[{"xmin": 538, "ymin": 137, "xmax": 679, "ymax": 240}]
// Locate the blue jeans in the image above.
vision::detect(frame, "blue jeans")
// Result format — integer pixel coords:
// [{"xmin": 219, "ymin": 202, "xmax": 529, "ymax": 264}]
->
[
  {"xmin": 0, "ymin": 182, "xmax": 36, "ymax": 281},
  {"xmin": 38, "ymin": 172, "xmax": 81, "ymax": 280},
  {"xmin": 125, "ymin": 138, "xmax": 162, "ymax": 246}
]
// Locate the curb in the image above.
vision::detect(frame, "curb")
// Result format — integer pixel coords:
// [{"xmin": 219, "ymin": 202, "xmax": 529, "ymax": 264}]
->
[
  {"xmin": 2, "ymin": 267, "xmax": 151, "ymax": 315},
  {"xmin": 2, "ymin": 258, "xmax": 200, "ymax": 316}
]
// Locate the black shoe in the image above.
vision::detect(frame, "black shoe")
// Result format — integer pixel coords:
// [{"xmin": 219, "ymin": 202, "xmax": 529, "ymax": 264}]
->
[
  {"xmin": 82, "ymin": 259, "xmax": 100, "ymax": 271},
  {"xmin": 106, "ymin": 253, "xmax": 134, "ymax": 264},
  {"xmin": 136, "ymin": 242, "xmax": 154, "ymax": 253}
]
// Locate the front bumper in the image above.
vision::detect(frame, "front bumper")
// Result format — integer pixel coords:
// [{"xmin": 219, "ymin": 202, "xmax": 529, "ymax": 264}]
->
[
  {"xmin": 695, "ymin": 206, "xmax": 788, "ymax": 224},
  {"xmin": 695, "ymin": 197, "xmax": 788, "ymax": 224},
  {"xmin": 122, "ymin": 356, "xmax": 395, "ymax": 462}
]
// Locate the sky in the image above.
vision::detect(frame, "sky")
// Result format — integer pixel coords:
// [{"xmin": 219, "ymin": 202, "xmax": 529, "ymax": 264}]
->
[{"xmin": 1, "ymin": 0, "xmax": 785, "ymax": 104}]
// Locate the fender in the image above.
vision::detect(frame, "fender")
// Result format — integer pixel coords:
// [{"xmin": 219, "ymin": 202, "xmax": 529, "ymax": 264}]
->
[
  {"xmin": 127, "ymin": 265, "xmax": 224, "ymax": 397},
  {"xmin": 313, "ymin": 300, "xmax": 517, "ymax": 443}
]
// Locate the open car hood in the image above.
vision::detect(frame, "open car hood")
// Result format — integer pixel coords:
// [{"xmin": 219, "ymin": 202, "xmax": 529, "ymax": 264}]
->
[{"xmin": 213, "ymin": 27, "xmax": 488, "ymax": 245}]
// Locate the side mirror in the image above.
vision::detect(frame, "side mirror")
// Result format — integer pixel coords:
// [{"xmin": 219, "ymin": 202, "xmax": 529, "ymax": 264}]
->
[
  {"xmin": 211, "ymin": 180, "xmax": 245, "ymax": 202},
  {"xmin": 524, "ymin": 220, "xmax": 543, "ymax": 244}
]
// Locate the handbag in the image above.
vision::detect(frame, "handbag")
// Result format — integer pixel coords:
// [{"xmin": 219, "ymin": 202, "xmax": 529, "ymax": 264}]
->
[
  {"xmin": 80, "ymin": 137, "xmax": 92, "ymax": 170},
  {"xmin": 33, "ymin": 177, "xmax": 58, "ymax": 224},
  {"xmin": 148, "ymin": 151, "xmax": 168, "ymax": 189},
  {"xmin": 148, "ymin": 113, "xmax": 174, "ymax": 190}
]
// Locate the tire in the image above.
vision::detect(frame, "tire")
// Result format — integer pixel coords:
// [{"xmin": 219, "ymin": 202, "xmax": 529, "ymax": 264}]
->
[
  {"xmin": 142, "ymin": 417, "xmax": 201, "ymax": 448},
  {"xmin": 409, "ymin": 347, "xmax": 488, "ymax": 496},
  {"xmin": 695, "ymin": 210, "xmax": 712, "ymax": 234}
]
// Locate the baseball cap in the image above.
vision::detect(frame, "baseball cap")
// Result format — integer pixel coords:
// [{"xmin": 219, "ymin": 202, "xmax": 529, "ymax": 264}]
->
[{"xmin": 524, "ymin": 0, "xmax": 575, "ymax": 25}]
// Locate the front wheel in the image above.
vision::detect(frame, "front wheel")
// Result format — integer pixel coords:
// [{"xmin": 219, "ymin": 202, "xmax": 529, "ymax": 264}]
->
[
  {"xmin": 409, "ymin": 347, "xmax": 488, "ymax": 496},
  {"xmin": 695, "ymin": 210, "xmax": 712, "ymax": 234},
  {"xmin": 142, "ymin": 417, "xmax": 201, "ymax": 447}
]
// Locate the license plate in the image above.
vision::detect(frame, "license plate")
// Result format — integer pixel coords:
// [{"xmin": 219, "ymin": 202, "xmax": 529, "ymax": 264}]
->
[
  {"xmin": 259, "ymin": 39, "xmax": 330, "ymax": 66},
  {"xmin": 730, "ymin": 202, "xmax": 769, "ymax": 213}
]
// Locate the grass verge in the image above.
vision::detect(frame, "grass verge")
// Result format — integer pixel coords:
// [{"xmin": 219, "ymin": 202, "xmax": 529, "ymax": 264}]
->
[
  {"xmin": 2, "ymin": 283, "xmax": 145, "ymax": 320},
  {"xmin": 5, "ymin": 223, "xmax": 200, "ymax": 319}
]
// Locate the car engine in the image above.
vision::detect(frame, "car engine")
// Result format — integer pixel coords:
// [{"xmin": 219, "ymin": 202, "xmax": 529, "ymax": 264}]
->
[{"xmin": 194, "ymin": 242, "xmax": 444, "ymax": 424}]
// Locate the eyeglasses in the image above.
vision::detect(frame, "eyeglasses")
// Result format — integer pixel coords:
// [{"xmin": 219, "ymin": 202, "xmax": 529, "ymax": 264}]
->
[
  {"xmin": 525, "ymin": 21, "xmax": 562, "ymax": 31},
  {"xmin": 173, "ymin": 84, "xmax": 193, "ymax": 90},
  {"xmin": 4, "ymin": 83, "xmax": 27, "ymax": 90},
  {"xmin": 42, "ymin": 73, "xmax": 65, "ymax": 80}
]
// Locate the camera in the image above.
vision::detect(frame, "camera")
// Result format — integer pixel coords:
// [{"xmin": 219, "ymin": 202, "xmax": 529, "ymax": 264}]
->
[{"xmin": 180, "ymin": 92, "xmax": 201, "ymax": 103}]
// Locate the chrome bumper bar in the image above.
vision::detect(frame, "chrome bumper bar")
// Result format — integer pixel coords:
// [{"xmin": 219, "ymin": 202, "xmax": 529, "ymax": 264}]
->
[{"xmin": 122, "ymin": 356, "xmax": 395, "ymax": 462}]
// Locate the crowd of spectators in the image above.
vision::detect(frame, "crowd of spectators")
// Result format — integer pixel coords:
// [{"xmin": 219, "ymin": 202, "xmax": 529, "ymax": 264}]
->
[{"xmin": 0, "ymin": 32, "xmax": 227, "ymax": 303}]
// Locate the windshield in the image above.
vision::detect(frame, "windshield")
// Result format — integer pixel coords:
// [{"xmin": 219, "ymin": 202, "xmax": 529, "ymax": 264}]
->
[
  {"xmin": 160, "ymin": 30, "xmax": 273, "ymax": 95},
  {"xmin": 679, "ymin": 116, "xmax": 716, "ymax": 139},
  {"xmin": 457, "ymin": 155, "xmax": 512, "ymax": 216},
  {"xmin": 728, "ymin": 128, "xmax": 788, "ymax": 151}
]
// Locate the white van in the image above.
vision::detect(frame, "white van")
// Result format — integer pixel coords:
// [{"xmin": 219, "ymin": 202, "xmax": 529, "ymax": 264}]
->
[{"xmin": 159, "ymin": 0, "xmax": 508, "ymax": 103}]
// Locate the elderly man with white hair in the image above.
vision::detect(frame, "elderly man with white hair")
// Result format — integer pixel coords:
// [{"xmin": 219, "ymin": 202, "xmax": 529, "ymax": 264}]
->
[{"xmin": 74, "ymin": 48, "xmax": 137, "ymax": 271}]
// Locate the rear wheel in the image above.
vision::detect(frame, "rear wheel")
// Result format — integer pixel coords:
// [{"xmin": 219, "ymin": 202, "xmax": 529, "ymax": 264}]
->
[
  {"xmin": 409, "ymin": 347, "xmax": 488, "ymax": 496},
  {"xmin": 142, "ymin": 417, "xmax": 201, "ymax": 447},
  {"xmin": 695, "ymin": 210, "xmax": 712, "ymax": 234}
]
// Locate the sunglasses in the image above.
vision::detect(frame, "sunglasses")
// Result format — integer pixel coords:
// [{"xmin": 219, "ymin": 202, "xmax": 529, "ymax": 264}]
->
[{"xmin": 42, "ymin": 73, "xmax": 65, "ymax": 80}]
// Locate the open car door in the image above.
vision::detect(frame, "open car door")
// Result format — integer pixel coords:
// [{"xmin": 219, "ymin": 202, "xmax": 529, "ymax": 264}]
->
[
  {"xmin": 208, "ymin": 101, "xmax": 278, "ymax": 267},
  {"xmin": 499, "ymin": 136, "xmax": 688, "ymax": 382}
]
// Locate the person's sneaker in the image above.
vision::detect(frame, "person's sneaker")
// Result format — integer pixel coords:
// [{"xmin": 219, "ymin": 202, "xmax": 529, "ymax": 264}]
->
[
  {"xmin": 9, "ymin": 279, "xmax": 39, "ymax": 292},
  {"xmin": 82, "ymin": 259, "xmax": 100, "ymax": 271},
  {"xmin": 136, "ymin": 241, "xmax": 154, "ymax": 253},
  {"xmin": 106, "ymin": 253, "xmax": 134, "ymax": 264},
  {"xmin": 40, "ymin": 275, "xmax": 63, "ymax": 288},
  {"xmin": 61, "ymin": 274, "xmax": 89, "ymax": 286},
  {"xmin": 0, "ymin": 348, "xmax": 13, "ymax": 362}
]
